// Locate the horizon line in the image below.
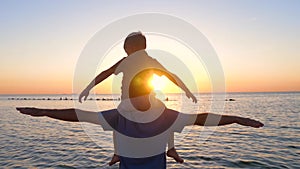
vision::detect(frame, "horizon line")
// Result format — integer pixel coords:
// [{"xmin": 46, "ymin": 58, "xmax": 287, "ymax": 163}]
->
[{"xmin": 0, "ymin": 90, "xmax": 299, "ymax": 95}]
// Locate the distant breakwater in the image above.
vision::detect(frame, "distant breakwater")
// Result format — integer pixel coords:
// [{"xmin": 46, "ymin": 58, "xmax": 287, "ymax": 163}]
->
[
  {"xmin": 7, "ymin": 97, "xmax": 121, "ymax": 101},
  {"xmin": 7, "ymin": 97, "xmax": 235, "ymax": 102}
]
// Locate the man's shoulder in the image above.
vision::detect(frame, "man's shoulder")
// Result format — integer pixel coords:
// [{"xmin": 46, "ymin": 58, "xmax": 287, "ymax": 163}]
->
[{"xmin": 98, "ymin": 109, "xmax": 119, "ymax": 131}]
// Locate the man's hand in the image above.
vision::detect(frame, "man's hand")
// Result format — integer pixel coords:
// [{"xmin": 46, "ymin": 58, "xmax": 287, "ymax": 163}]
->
[
  {"xmin": 236, "ymin": 117, "xmax": 264, "ymax": 128},
  {"xmin": 79, "ymin": 88, "xmax": 89, "ymax": 103},
  {"xmin": 16, "ymin": 107, "xmax": 45, "ymax": 116},
  {"xmin": 186, "ymin": 92, "xmax": 197, "ymax": 103}
]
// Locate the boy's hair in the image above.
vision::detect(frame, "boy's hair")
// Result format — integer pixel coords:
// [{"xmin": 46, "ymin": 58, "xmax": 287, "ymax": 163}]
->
[{"xmin": 124, "ymin": 31, "xmax": 146, "ymax": 52}]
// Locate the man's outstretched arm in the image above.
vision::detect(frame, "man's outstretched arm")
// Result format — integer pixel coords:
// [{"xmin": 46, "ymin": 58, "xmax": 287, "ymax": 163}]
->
[
  {"xmin": 194, "ymin": 113, "xmax": 264, "ymax": 128},
  {"xmin": 16, "ymin": 107, "xmax": 101, "ymax": 125}
]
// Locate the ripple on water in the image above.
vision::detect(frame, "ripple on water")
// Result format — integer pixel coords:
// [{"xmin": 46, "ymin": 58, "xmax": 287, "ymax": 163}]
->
[{"xmin": 227, "ymin": 159, "xmax": 272, "ymax": 168}]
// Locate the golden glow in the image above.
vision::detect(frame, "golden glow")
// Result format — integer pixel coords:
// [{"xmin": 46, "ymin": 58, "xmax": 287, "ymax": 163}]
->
[{"xmin": 149, "ymin": 74, "xmax": 167, "ymax": 91}]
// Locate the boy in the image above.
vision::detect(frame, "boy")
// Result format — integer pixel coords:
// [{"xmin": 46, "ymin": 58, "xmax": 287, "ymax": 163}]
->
[{"xmin": 79, "ymin": 31, "xmax": 197, "ymax": 165}]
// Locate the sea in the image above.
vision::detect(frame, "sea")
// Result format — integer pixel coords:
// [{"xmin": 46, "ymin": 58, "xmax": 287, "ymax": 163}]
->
[{"xmin": 0, "ymin": 92, "xmax": 299, "ymax": 169}]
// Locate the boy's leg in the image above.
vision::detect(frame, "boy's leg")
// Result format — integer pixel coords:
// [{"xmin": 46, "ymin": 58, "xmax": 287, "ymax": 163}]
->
[
  {"xmin": 109, "ymin": 131, "xmax": 120, "ymax": 166},
  {"xmin": 167, "ymin": 133, "xmax": 184, "ymax": 163},
  {"xmin": 167, "ymin": 132, "xmax": 175, "ymax": 150}
]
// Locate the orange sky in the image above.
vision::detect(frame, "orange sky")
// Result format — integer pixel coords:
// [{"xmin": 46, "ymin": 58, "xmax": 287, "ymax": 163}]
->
[
  {"xmin": 1, "ymin": 1, "xmax": 299, "ymax": 94},
  {"xmin": 1, "ymin": 34, "xmax": 299, "ymax": 94},
  {"xmin": 1, "ymin": 70, "xmax": 299, "ymax": 94}
]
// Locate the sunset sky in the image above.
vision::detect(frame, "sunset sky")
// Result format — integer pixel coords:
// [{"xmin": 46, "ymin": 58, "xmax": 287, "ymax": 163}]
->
[{"xmin": 0, "ymin": 0, "xmax": 299, "ymax": 94}]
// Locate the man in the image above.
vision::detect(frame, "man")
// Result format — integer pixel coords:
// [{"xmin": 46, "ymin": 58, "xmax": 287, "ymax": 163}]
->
[{"xmin": 16, "ymin": 107, "xmax": 263, "ymax": 169}]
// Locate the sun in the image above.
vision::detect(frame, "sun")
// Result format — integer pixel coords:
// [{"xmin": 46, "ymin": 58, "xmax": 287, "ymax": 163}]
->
[{"xmin": 149, "ymin": 74, "xmax": 167, "ymax": 91}]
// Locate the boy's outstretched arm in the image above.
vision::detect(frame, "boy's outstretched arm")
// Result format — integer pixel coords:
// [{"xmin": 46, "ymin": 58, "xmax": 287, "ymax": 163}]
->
[
  {"xmin": 79, "ymin": 58, "xmax": 125, "ymax": 103},
  {"xmin": 166, "ymin": 72, "xmax": 197, "ymax": 103},
  {"xmin": 194, "ymin": 113, "xmax": 264, "ymax": 128},
  {"xmin": 154, "ymin": 69, "xmax": 197, "ymax": 103}
]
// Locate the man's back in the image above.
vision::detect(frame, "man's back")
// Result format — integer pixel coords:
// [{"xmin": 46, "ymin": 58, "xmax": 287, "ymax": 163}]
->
[
  {"xmin": 99, "ymin": 108, "xmax": 183, "ymax": 169},
  {"xmin": 119, "ymin": 153, "xmax": 166, "ymax": 169}
]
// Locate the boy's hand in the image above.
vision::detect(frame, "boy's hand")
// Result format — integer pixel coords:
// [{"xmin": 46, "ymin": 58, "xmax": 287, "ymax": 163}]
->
[
  {"xmin": 79, "ymin": 89, "xmax": 89, "ymax": 103},
  {"xmin": 186, "ymin": 92, "xmax": 197, "ymax": 103}
]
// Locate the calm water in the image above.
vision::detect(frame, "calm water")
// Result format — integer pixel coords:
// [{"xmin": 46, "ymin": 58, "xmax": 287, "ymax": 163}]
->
[{"xmin": 0, "ymin": 92, "xmax": 299, "ymax": 168}]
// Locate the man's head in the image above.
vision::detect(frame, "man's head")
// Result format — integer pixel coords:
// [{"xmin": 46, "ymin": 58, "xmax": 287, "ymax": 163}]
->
[{"xmin": 124, "ymin": 31, "xmax": 146, "ymax": 55}]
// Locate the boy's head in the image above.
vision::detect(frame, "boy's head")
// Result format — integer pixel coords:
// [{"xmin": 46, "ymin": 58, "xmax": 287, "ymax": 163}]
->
[{"xmin": 124, "ymin": 31, "xmax": 146, "ymax": 55}]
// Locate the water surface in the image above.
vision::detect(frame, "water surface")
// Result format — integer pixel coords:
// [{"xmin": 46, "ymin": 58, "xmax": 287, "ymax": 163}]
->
[{"xmin": 0, "ymin": 92, "xmax": 299, "ymax": 168}]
